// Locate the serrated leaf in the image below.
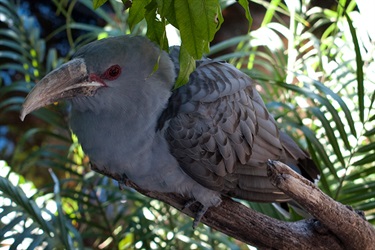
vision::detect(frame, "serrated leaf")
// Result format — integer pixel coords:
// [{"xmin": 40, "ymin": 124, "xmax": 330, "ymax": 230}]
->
[
  {"xmin": 93, "ymin": 0, "xmax": 108, "ymax": 9},
  {"xmin": 128, "ymin": 0, "xmax": 151, "ymax": 31},
  {"xmin": 238, "ymin": 0, "xmax": 252, "ymax": 32},
  {"xmin": 156, "ymin": 0, "xmax": 178, "ymax": 27},
  {"xmin": 174, "ymin": 0, "xmax": 222, "ymax": 59}
]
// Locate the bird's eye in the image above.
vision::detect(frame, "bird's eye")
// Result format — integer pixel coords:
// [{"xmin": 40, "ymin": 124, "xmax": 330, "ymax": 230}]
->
[{"xmin": 103, "ymin": 65, "xmax": 121, "ymax": 80}]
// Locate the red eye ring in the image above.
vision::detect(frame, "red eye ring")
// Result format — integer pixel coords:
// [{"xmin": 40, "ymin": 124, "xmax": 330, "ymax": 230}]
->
[{"xmin": 103, "ymin": 65, "xmax": 121, "ymax": 80}]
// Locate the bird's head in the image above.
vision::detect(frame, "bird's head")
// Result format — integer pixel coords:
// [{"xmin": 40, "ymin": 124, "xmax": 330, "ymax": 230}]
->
[{"xmin": 20, "ymin": 35, "xmax": 176, "ymax": 120}]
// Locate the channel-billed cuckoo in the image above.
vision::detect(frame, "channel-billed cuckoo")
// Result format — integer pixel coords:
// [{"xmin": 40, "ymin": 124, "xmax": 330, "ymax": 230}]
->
[{"xmin": 21, "ymin": 35, "xmax": 319, "ymax": 227}]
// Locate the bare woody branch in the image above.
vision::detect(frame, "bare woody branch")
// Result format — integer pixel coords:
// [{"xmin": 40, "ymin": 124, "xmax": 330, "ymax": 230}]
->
[
  {"xmin": 267, "ymin": 160, "xmax": 375, "ymax": 250},
  {"xmin": 92, "ymin": 162, "xmax": 375, "ymax": 249}
]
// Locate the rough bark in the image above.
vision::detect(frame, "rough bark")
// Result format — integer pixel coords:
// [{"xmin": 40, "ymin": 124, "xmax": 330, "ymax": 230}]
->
[{"xmin": 92, "ymin": 161, "xmax": 375, "ymax": 249}]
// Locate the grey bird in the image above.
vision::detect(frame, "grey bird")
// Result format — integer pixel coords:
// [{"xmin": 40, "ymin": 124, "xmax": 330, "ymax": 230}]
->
[{"xmin": 21, "ymin": 35, "xmax": 319, "ymax": 227}]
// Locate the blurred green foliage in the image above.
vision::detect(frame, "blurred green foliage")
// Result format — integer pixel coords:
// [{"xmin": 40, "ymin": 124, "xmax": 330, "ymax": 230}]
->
[{"xmin": 0, "ymin": 0, "xmax": 374, "ymax": 249}]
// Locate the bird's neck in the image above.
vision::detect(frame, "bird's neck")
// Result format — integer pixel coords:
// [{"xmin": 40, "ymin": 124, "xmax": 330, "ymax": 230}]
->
[{"xmin": 69, "ymin": 102, "xmax": 175, "ymax": 179}]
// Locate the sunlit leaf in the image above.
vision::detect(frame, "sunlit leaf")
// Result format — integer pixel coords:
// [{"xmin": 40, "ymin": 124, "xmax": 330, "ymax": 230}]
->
[
  {"xmin": 174, "ymin": 0, "xmax": 222, "ymax": 59},
  {"xmin": 356, "ymin": 142, "xmax": 375, "ymax": 154},
  {"xmin": 364, "ymin": 128, "xmax": 375, "ymax": 137},
  {"xmin": 0, "ymin": 177, "xmax": 54, "ymax": 236},
  {"xmin": 237, "ymin": 0, "xmax": 252, "ymax": 32},
  {"xmin": 93, "ymin": 0, "xmax": 108, "ymax": 9},
  {"xmin": 310, "ymin": 79, "xmax": 357, "ymax": 139},
  {"xmin": 352, "ymin": 154, "xmax": 375, "ymax": 166},
  {"xmin": 343, "ymin": 10, "xmax": 364, "ymax": 123},
  {"xmin": 155, "ymin": 0, "xmax": 177, "ymax": 28},
  {"xmin": 310, "ymin": 107, "xmax": 345, "ymax": 166},
  {"xmin": 128, "ymin": 0, "xmax": 151, "ymax": 31},
  {"xmin": 347, "ymin": 166, "xmax": 375, "ymax": 181},
  {"xmin": 144, "ymin": 0, "xmax": 168, "ymax": 50}
]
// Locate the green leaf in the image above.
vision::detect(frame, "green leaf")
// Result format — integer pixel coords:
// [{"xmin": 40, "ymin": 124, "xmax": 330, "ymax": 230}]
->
[
  {"xmin": 352, "ymin": 154, "xmax": 375, "ymax": 166},
  {"xmin": 277, "ymin": 82, "xmax": 352, "ymax": 151},
  {"xmin": 0, "ymin": 39, "xmax": 29, "ymax": 55},
  {"xmin": 340, "ymin": 181, "xmax": 375, "ymax": 195},
  {"xmin": 294, "ymin": 122, "xmax": 339, "ymax": 183},
  {"xmin": 346, "ymin": 166, "xmax": 375, "ymax": 181},
  {"xmin": 93, "ymin": 0, "xmax": 108, "ymax": 9},
  {"xmin": 80, "ymin": 0, "xmax": 118, "ymax": 26},
  {"xmin": 49, "ymin": 169, "xmax": 77, "ymax": 249},
  {"xmin": 248, "ymin": 202, "xmax": 289, "ymax": 221},
  {"xmin": 0, "ymin": 176, "xmax": 55, "ymax": 237},
  {"xmin": 237, "ymin": 0, "xmax": 252, "ymax": 32},
  {"xmin": 310, "ymin": 79, "xmax": 357, "ymax": 138},
  {"xmin": 174, "ymin": 45, "xmax": 196, "ymax": 88},
  {"xmin": 145, "ymin": 0, "xmax": 168, "ymax": 51},
  {"xmin": 364, "ymin": 127, "xmax": 375, "ymax": 137},
  {"xmin": 339, "ymin": 181, "xmax": 375, "ymax": 204},
  {"xmin": 343, "ymin": 10, "xmax": 364, "ymax": 123},
  {"xmin": 309, "ymin": 107, "xmax": 345, "ymax": 166},
  {"xmin": 174, "ymin": 0, "xmax": 222, "ymax": 59},
  {"xmin": 121, "ymin": 0, "xmax": 132, "ymax": 9},
  {"xmin": 0, "ymin": 214, "xmax": 24, "ymax": 240},
  {"xmin": 262, "ymin": 0, "xmax": 281, "ymax": 26},
  {"xmin": 356, "ymin": 142, "xmax": 375, "ymax": 154},
  {"xmin": 156, "ymin": 0, "xmax": 178, "ymax": 27},
  {"xmin": 128, "ymin": 0, "xmax": 151, "ymax": 31}
]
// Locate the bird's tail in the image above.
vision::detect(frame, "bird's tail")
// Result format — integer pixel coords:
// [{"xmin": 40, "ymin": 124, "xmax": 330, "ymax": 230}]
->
[{"xmin": 279, "ymin": 131, "xmax": 320, "ymax": 182}]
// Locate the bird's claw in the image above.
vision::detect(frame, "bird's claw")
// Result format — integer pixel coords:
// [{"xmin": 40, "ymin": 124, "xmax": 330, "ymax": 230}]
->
[
  {"xmin": 182, "ymin": 199, "xmax": 208, "ymax": 229},
  {"xmin": 192, "ymin": 204, "xmax": 208, "ymax": 229},
  {"xmin": 118, "ymin": 180, "xmax": 126, "ymax": 190},
  {"xmin": 118, "ymin": 174, "xmax": 130, "ymax": 191},
  {"xmin": 183, "ymin": 198, "xmax": 197, "ymax": 210}
]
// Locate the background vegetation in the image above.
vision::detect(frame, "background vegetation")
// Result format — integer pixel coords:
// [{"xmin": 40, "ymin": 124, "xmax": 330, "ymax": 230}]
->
[{"xmin": 0, "ymin": 0, "xmax": 374, "ymax": 249}]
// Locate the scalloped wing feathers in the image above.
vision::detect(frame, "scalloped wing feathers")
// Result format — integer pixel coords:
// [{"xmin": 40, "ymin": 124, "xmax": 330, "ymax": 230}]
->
[{"xmin": 165, "ymin": 60, "xmax": 318, "ymax": 202}]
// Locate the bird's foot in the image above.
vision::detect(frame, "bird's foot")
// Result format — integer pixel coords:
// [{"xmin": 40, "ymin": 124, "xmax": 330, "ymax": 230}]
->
[
  {"xmin": 345, "ymin": 205, "xmax": 366, "ymax": 220},
  {"xmin": 183, "ymin": 199, "xmax": 209, "ymax": 229},
  {"xmin": 118, "ymin": 181, "xmax": 126, "ymax": 190},
  {"xmin": 118, "ymin": 174, "xmax": 130, "ymax": 191},
  {"xmin": 193, "ymin": 204, "xmax": 209, "ymax": 229},
  {"xmin": 183, "ymin": 195, "xmax": 221, "ymax": 229},
  {"xmin": 183, "ymin": 198, "xmax": 197, "ymax": 210}
]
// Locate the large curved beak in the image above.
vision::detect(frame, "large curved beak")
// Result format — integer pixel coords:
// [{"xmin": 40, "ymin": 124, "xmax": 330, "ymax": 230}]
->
[{"xmin": 20, "ymin": 58, "xmax": 103, "ymax": 121}]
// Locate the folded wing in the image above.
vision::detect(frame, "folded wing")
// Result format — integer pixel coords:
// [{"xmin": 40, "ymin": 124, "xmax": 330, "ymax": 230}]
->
[{"xmin": 162, "ymin": 58, "xmax": 319, "ymax": 202}]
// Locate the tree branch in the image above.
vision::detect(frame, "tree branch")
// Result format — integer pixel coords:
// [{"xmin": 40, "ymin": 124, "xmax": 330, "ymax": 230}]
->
[
  {"xmin": 91, "ymin": 162, "xmax": 375, "ymax": 249},
  {"xmin": 267, "ymin": 160, "xmax": 375, "ymax": 249}
]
